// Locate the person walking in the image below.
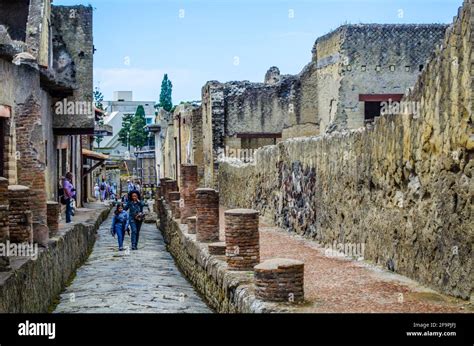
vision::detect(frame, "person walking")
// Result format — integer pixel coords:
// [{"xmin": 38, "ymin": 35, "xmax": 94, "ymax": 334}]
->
[
  {"xmin": 110, "ymin": 203, "xmax": 129, "ymax": 251},
  {"xmin": 63, "ymin": 172, "xmax": 76, "ymax": 224},
  {"xmin": 127, "ymin": 179, "xmax": 134, "ymax": 193},
  {"xmin": 94, "ymin": 183, "xmax": 100, "ymax": 200},
  {"xmin": 124, "ymin": 191, "xmax": 145, "ymax": 250},
  {"xmin": 100, "ymin": 178, "xmax": 107, "ymax": 201}
]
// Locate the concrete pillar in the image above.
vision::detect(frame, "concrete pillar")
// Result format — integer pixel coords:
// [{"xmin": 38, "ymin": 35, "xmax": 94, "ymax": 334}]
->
[
  {"xmin": 180, "ymin": 164, "xmax": 198, "ymax": 224},
  {"xmin": 46, "ymin": 201, "xmax": 60, "ymax": 237},
  {"xmin": 8, "ymin": 185, "xmax": 33, "ymax": 244},
  {"xmin": 186, "ymin": 216, "xmax": 196, "ymax": 234},
  {"xmin": 195, "ymin": 188, "xmax": 219, "ymax": 242},
  {"xmin": 254, "ymin": 258, "xmax": 304, "ymax": 303},
  {"xmin": 224, "ymin": 209, "xmax": 260, "ymax": 271},
  {"xmin": 0, "ymin": 177, "xmax": 10, "ymax": 271}
]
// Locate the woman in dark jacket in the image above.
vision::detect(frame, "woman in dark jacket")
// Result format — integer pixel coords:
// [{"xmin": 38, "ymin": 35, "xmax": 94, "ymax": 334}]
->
[{"xmin": 124, "ymin": 191, "xmax": 145, "ymax": 250}]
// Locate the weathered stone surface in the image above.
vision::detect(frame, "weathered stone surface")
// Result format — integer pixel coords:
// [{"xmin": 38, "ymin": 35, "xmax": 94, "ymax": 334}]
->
[
  {"xmin": 218, "ymin": 0, "xmax": 473, "ymax": 299},
  {"xmin": 186, "ymin": 216, "xmax": 196, "ymax": 234},
  {"xmin": 46, "ymin": 201, "xmax": 60, "ymax": 236},
  {"xmin": 208, "ymin": 242, "xmax": 226, "ymax": 256},
  {"xmin": 0, "ymin": 204, "xmax": 110, "ymax": 313}
]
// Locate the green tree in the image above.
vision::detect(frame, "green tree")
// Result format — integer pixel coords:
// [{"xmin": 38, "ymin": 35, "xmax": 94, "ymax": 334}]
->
[
  {"xmin": 93, "ymin": 87, "xmax": 105, "ymax": 148},
  {"xmin": 159, "ymin": 74, "xmax": 173, "ymax": 112},
  {"xmin": 118, "ymin": 113, "xmax": 134, "ymax": 150},
  {"xmin": 129, "ymin": 105, "xmax": 148, "ymax": 149},
  {"xmin": 93, "ymin": 87, "xmax": 104, "ymax": 111}
]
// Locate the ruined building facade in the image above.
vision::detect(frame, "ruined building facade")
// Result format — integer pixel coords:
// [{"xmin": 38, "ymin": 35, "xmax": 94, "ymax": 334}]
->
[
  {"xmin": 156, "ymin": 1, "xmax": 472, "ymax": 300},
  {"xmin": 199, "ymin": 24, "xmax": 447, "ymax": 187},
  {"xmin": 0, "ymin": 0, "xmax": 95, "ymax": 255},
  {"xmin": 218, "ymin": 1, "xmax": 473, "ymax": 299}
]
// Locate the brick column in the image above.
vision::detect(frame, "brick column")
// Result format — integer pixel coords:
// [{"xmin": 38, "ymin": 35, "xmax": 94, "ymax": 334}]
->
[
  {"xmin": 254, "ymin": 258, "xmax": 304, "ymax": 303},
  {"xmin": 195, "ymin": 188, "xmax": 219, "ymax": 242},
  {"xmin": 8, "ymin": 185, "xmax": 33, "ymax": 243},
  {"xmin": 186, "ymin": 216, "xmax": 196, "ymax": 234},
  {"xmin": 169, "ymin": 191, "xmax": 181, "ymax": 219},
  {"xmin": 164, "ymin": 179, "xmax": 178, "ymax": 203},
  {"xmin": 180, "ymin": 164, "xmax": 198, "ymax": 224},
  {"xmin": 47, "ymin": 201, "xmax": 60, "ymax": 237},
  {"xmin": 224, "ymin": 209, "xmax": 260, "ymax": 271},
  {"xmin": 0, "ymin": 177, "xmax": 10, "ymax": 271}
]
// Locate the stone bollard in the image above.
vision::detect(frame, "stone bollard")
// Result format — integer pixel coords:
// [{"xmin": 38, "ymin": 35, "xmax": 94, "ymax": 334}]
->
[
  {"xmin": 169, "ymin": 192, "xmax": 181, "ymax": 218},
  {"xmin": 195, "ymin": 188, "xmax": 219, "ymax": 242},
  {"xmin": 160, "ymin": 178, "xmax": 172, "ymax": 203},
  {"xmin": 172, "ymin": 201, "xmax": 181, "ymax": 219},
  {"xmin": 8, "ymin": 185, "xmax": 33, "ymax": 243},
  {"xmin": 0, "ymin": 177, "xmax": 10, "ymax": 271},
  {"xmin": 208, "ymin": 242, "xmax": 226, "ymax": 256},
  {"xmin": 154, "ymin": 186, "xmax": 161, "ymax": 213},
  {"xmin": 224, "ymin": 209, "xmax": 260, "ymax": 271},
  {"xmin": 180, "ymin": 164, "xmax": 198, "ymax": 224},
  {"xmin": 165, "ymin": 180, "xmax": 178, "ymax": 203},
  {"xmin": 46, "ymin": 201, "xmax": 60, "ymax": 237},
  {"xmin": 186, "ymin": 216, "xmax": 196, "ymax": 234},
  {"xmin": 254, "ymin": 258, "xmax": 304, "ymax": 303}
]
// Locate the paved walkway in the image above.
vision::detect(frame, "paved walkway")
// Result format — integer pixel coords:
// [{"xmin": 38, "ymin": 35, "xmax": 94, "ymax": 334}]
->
[{"xmin": 54, "ymin": 211, "xmax": 211, "ymax": 313}]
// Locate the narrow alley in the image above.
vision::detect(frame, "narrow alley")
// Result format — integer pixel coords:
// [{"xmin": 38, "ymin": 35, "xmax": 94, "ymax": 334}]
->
[{"xmin": 54, "ymin": 211, "xmax": 211, "ymax": 313}]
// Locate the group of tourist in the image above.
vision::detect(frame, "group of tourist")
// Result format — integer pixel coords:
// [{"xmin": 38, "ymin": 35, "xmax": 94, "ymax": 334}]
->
[
  {"xmin": 94, "ymin": 179, "xmax": 117, "ymax": 202},
  {"xmin": 110, "ymin": 190, "xmax": 146, "ymax": 251},
  {"xmin": 60, "ymin": 174, "xmax": 147, "ymax": 250}
]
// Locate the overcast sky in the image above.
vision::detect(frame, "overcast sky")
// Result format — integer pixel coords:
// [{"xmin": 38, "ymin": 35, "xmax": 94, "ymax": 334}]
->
[{"xmin": 53, "ymin": 0, "xmax": 462, "ymax": 103}]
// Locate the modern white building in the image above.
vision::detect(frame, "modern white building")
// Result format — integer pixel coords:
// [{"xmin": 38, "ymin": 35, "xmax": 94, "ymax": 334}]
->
[{"xmin": 99, "ymin": 91, "xmax": 156, "ymax": 159}]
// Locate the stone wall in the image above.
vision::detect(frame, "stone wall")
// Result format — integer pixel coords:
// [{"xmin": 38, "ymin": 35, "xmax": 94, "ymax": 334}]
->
[
  {"xmin": 0, "ymin": 206, "xmax": 110, "ymax": 313},
  {"xmin": 158, "ymin": 200, "xmax": 288, "ymax": 313},
  {"xmin": 218, "ymin": 0, "xmax": 473, "ymax": 299}
]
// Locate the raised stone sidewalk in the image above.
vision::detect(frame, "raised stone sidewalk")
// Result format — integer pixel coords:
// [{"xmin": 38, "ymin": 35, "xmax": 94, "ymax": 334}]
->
[{"xmin": 0, "ymin": 203, "xmax": 110, "ymax": 313}]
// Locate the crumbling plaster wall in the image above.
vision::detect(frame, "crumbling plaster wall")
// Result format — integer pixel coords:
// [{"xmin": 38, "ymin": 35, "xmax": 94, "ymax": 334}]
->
[{"xmin": 218, "ymin": 0, "xmax": 473, "ymax": 299}]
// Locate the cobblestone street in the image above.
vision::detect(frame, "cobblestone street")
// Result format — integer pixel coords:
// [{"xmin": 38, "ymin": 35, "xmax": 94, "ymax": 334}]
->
[{"xmin": 54, "ymin": 211, "xmax": 211, "ymax": 313}]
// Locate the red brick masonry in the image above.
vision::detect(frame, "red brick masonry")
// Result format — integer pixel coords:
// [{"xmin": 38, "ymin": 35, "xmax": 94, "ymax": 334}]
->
[
  {"xmin": 254, "ymin": 258, "xmax": 304, "ymax": 303},
  {"xmin": 195, "ymin": 188, "xmax": 219, "ymax": 242},
  {"xmin": 180, "ymin": 164, "xmax": 198, "ymax": 224},
  {"xmin": 224, "ymin": 209, "xmax": 260, "ymax": 271}
]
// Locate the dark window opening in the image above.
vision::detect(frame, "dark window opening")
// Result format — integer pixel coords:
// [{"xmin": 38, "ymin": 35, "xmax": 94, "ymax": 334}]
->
[
  {"xmin": 0, "ymin": 0, "xmax": 31, "ymax": 42},
  {"xmin": 364, "ymin": 102, "xmax": 383, "ymax": 124}
]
